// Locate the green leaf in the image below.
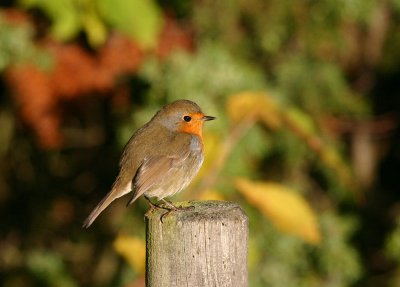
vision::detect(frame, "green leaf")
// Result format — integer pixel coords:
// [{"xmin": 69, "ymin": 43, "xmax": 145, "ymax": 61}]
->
[
  {"xmin": 98, "ymin": 0, "xmax": 162, "ymax": 49},
  {"xmin": 20, "ymin": 0, "xmax": 81, "ymax": 41},
  {"xmin": 80, "ymin": 0, "xmax": 108, "ymax": 47}
]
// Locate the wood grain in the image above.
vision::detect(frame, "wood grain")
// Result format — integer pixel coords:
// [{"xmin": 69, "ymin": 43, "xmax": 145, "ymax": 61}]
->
[{"xmin": 145, "ymin": 200, "xmax": 248, "ymax": 287}]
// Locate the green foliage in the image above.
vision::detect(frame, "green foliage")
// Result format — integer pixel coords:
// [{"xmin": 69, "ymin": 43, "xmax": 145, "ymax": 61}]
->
[
  {"xmin": 385, "ymin": 221, "xmax": 400, "ymax": 287},
  {"xmin": 20, "ymin": 0, "xmax": 82, "ymax": 41},
  {"xmin": 98, "ymin": 0, "xmax": 162, "ymax": 49},
  {"xmin": 0, "ymin": 14, "xmax": 51, "ymax": 70},
  {"xmin": 139, "ymin": 42, "xmax": 267, "ymax": 103},
  {"xmin": 26, "ymin": 250, "xmax": 77, "ymax": 287},
  {"xmin": 318, "ymin": 213, "xmax": 363, "ymax": 286},
  {"xmin": 247, "ymin": 211, "xmax": 361, "ymax": 287},
  {"xmin": 275, "ymin": 56, "xmax": 369, "ymax": 116},
  {"xmin": 19, "ymin": 0, "xmax": 162, "ymax": 47},
  {"xmin": 386, "ymin": 217, "xmax": 400, "ymax": 263}
]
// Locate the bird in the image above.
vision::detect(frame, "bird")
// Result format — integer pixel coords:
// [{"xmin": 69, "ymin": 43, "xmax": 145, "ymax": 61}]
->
[{"xmin": 83, "ymin": 99, "xmax": 215, "ymax": 228}]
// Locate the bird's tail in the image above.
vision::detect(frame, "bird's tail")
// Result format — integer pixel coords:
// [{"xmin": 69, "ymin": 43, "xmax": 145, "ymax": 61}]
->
[
  {"xmin": 82, "ymin": 192, "xmax": 114, "ymax": 228},
  {"xmin": 82, "ymin": 183, "xmax": 131, "ymax": 228}
]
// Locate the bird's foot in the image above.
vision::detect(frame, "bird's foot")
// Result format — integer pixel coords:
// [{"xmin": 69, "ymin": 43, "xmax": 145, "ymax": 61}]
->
[
  {"xmin": 145, "ymin": 196, "xmax": 170, "ymax": 211},
  {"xmin": 145, "ymin": 196, "xmax": 194, "ymax": 222},
  {"xmin": 159, "ymin": 199, "xmax": 195, "ymax": 222}
]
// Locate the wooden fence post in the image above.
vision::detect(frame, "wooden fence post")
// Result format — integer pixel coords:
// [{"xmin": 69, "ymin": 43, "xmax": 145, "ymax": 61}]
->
[{"xmin": 145, "ymin": 200, "xmax": 248, "ymax": 287}]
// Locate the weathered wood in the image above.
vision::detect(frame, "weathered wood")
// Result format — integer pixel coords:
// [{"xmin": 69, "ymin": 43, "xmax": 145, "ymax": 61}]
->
[{"xmin": 145, "ymin": 200, "xmax": 248, "ymax": 287}]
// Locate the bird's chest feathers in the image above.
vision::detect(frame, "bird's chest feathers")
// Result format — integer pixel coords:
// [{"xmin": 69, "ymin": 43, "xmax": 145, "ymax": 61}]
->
[
  {"xmin": 189, "ymin": 135, "xmax": 203, "ymax": 152},
  {"xmin": 167, "ymin": 131, "xmax": 203, "ymax": 154},
  {"xmin": 171, "ymin": 134, "xmax": 204, "ymax": 167}
]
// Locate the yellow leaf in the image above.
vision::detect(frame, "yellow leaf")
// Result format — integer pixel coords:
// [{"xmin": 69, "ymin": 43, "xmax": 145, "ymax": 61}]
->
[
  {"xmin": 113, "ymin": 235, "xmax": 146, "ymax": 274},
  {"xmin": 235, "ymin": 178, "xmax": 321, "ymax": 244},
  {"xmin": 227, "ymin": 92, "xmax": 282, "ymax": 129}
]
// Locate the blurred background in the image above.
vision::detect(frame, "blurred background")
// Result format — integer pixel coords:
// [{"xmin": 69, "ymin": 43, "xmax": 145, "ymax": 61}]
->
[{"xmin": 1, "ymin": 0, "xmax": 400, "ymax": 286}]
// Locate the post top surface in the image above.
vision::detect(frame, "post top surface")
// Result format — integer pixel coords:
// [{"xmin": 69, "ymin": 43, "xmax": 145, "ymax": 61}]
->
[{"xmin": 145, "ymin": 200, "xmax": 247, "ymax": 223}]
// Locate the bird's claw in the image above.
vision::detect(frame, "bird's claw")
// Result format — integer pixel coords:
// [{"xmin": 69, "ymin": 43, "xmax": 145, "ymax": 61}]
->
[{"xmin": 159, "ymin": 204, "xmax": 195, "ymax": 223}]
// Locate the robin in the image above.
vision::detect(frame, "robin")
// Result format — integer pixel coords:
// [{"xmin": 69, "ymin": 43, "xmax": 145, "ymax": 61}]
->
[{"xmin": 83, "ymin": 99, "xmax": 215, "ymax": 228}]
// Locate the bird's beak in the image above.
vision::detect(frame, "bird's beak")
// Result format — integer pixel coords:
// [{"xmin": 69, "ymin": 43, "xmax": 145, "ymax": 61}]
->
[{"xmin": 202, "ymin": 115, "xmax": 216, "ymax": 121}]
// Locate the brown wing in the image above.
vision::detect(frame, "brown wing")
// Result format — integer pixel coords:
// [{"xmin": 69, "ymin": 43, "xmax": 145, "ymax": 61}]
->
[{"xmin": 127, "ymin": 149, "xmax": 190, "ymax": 205}]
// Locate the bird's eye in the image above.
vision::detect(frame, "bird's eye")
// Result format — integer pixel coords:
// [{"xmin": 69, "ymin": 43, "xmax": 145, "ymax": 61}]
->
[{"xmin": 183, "ymin": 116, "xmax": 192, "ymax": 122}]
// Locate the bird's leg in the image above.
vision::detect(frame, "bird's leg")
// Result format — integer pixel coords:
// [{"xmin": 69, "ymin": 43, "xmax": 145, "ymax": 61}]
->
[
  {"xmin": 160, "ymin": 198, "xmax": 180, "ymax": 210},
  {"xmin": 143, "ymin": 196, "xmax": 166, "ymax": 223},
  {"xmin": 159, "ymin": 199, "xmax": 197, "ymax": 222},
  {"xmin": 144, "ymin": 196, "xmax": 170, "ymax": 211},
  {"xmin": 144, "ymin": 195, "xmax": 156, "ymax": 209},
  {"xmin": 157, "ymin": 199, "xmax": 178, "ymax": 223},
  {"xmin": 161, "ymin": 199, "xmax": 195, "ymax": 211}
]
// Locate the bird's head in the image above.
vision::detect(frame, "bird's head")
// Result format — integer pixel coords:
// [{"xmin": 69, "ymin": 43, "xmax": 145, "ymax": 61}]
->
[{"xmin": 155, "ymin": 100, "xmax": 215, "ymax": 137}]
